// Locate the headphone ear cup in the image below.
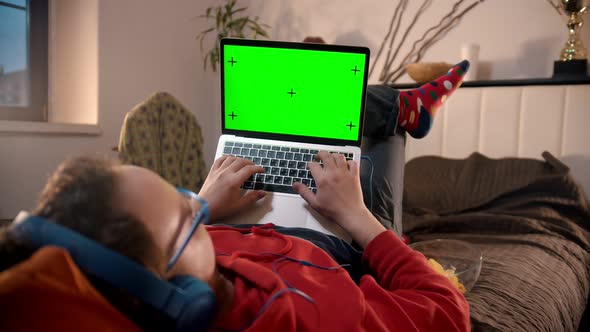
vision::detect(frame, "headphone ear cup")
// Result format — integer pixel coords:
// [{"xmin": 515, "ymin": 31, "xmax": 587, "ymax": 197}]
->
[{"xmin": 169, "ymin": 276, "xmax": 217, "ymax": 332}]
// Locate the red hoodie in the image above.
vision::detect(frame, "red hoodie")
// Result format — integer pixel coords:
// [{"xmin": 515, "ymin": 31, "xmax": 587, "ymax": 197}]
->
[
  {"xmin": 208, "ymin": 224, "xmax": 470, "ymax": 332},
  {"xmin": 0, "ymin": 225, "xmax": 469, "ymax": 331}
]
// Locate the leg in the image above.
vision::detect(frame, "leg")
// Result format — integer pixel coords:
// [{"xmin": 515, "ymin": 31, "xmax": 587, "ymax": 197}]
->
[
  {"xmin": 360, "ymin": 133, "xmax": 406, "ymax": 236},
  {"xmin": 360, "ymin": 85, "xmax": 405, "ymax": 236},
  {"xmin": 358, "ymin": 62, "xmax": 470, "ymax": 235},
  {"xmin": 362, "ymin": 61, "xmax": 470, "ymax": 139},
  {"xmin": 398, "ymin": 60, "xmax": 470, "ymax": 138}
]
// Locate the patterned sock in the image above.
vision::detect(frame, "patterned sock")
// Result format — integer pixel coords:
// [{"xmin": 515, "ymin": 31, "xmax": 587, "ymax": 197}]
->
[{"xmin": 398, "ymin": 60, "xmax": 470, "ymax": 138}]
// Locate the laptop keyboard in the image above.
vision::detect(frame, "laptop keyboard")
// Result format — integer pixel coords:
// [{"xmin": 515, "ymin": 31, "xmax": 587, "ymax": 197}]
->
[{"xmin": 223, "ymin": 141, "xmax": 353, "ymax": 194}]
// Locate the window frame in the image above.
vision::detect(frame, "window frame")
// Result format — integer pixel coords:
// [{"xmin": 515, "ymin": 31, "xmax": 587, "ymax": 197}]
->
[{"xmin": 0, "ymin": 0, "xmax": 48, "ymax": 121}]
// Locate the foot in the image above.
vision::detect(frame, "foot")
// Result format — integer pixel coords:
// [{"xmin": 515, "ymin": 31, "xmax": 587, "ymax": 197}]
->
[{"xmin": 398, "ymin": 60, "xmax": 470, "ymax": 138}]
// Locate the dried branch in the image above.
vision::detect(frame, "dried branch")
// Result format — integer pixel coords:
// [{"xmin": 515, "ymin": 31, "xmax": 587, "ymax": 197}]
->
[
  {"xmin": 378, "ymin": 0, "xmax": 485, "ymax": 84},
  {"xmin": 385, "ymin": 5, "xmax": 465, "ymax": 82},
  {"xmin": 369, "ymin": 0, "xmax": 406, "ymax": 79},
  {"xmin": 388, "ymin": 18, "xmax": 461, "ymax": 82},
  {"xmin": 382, "ymin": 0, "xmax": 433, "ymax": 80},
  {"xmin": 379, "ymin": 0, "xmax": 409, "ymax": 81},
  {"xmin": 380, "ymin": 0, "xmax": 464, "ymax": 82},
  {"xmin": 385, "ymin": 2, "xmax": 481, "ymax": 83},
  {"xmin": 384, "ymin": 0, "xmax": 467, "ymax": 82},
  {"xmin": 195, "ymin": 0, "xmax": 270, "ymax": 71}
]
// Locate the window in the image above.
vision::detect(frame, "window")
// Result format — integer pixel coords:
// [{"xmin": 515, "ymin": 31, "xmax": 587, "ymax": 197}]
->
[{"xmin": 0, "ymin": 0, "xmax": 48, "ymax": 121}]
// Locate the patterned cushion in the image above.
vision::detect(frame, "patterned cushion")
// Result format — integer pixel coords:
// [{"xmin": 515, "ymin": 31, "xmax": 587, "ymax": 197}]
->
[{"xmin": 118, "ymin": 92, "xmax": 206, "ymax": 193}]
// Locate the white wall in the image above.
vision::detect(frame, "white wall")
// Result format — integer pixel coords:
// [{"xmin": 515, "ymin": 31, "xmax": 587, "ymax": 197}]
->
[
  {"xmin": 249, "ymin": 0, "xmax": 590, "ymax": 83},
  {"xmin": 0, "ymin": 0, "xmax": 219, "ymax": 219},
  {"xmin": 50, "ymin": 0, "xmax": 98, "ymax": 124},
  {"xmin": 97, "ymin": 0, "xmax": 220, "ymax": 163}
]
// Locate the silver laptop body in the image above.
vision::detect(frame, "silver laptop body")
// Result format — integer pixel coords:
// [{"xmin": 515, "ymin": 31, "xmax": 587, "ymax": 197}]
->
[{"xmin": 213, "ymin": 38, "xmax": 370, "ymax": 240}]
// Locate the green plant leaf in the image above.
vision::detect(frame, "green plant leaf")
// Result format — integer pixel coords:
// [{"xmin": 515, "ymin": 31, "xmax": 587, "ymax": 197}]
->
[
  {"xmin": 225, "ymin": 1, "xmax": 233, "ymax": 15},
  {"xmin": 254, "ymin": 27, "xmax": 269, "ymax": 38},
  {"xmin": 197, "ymin": 28, "xmax": 214, "ymax": 51},
  {"xmin": 247, "ymin": 21, "xmax": 270, "ymax": 38},
  {"xmin": 221, "ymin": 8, "xmax": 229, "ymax": 26},
  {"xmin": 241, "ymin": 18, "xmax": 249, "ymax": 31},
  {"xmin": 197, "ymin": 0, "xmax": 271, "ymax": 71},
  {"xmin": 203, "ymin": 53, "xmax": 209, "ymax": 70},
  {"xmin": 230, "ymin": 7, "xmax": 247, "ymax": 16},
  {"xmin": 216, "ymin": 8, "xmax": 222, "ymax": 29},
  {"xmin": 211, "ymin": 55, "xmax": 217, "ymax": 72},
  {"xmin": 231, "ymin": 18, "xmax": 248, "ymax": 34},
  {"xmin": 199, "ymin": 27, "xmax": 215, "ymax": 35},
  {"xmin": 211, "ymin": 47, "xmax": 219, "ymax": 71},
  {"xmin": 227, "ymin": 17, "xmax": 248, "ymax": 29}
]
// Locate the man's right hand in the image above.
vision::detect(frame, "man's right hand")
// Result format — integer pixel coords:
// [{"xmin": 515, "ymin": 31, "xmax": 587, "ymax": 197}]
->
[{"xmin": 293, "ymin": 151, "xmax": 386, "ymax": 248}]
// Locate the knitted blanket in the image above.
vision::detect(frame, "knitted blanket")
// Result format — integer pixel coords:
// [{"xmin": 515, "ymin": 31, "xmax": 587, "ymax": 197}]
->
[{"xmin": 403, "ymin": 152, "xmax": 590, "ymax": 332}]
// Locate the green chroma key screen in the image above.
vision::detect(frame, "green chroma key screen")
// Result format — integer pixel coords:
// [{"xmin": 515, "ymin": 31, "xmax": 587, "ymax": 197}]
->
[{"xmin": 222, "ymin": 44, "xmax": 367, "ymax": 141}]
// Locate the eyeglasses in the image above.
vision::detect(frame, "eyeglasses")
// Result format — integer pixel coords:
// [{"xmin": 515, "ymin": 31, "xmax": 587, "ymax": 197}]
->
[{"xmin": 165, "ymin": 187, "xmax": 209, "ymax": 272}]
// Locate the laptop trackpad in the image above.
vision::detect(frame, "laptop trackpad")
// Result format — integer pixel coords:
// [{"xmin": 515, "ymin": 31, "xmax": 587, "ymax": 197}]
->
[
  {"xmin": 217, "ymin": 193, "xmax": 308, "ymax": 227},
  {"xmin": 215, "ymin": 193, "xmax": 351, "ymax": 242}
]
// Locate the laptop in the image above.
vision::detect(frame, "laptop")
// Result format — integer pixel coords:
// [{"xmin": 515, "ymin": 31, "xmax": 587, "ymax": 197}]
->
[{"xmin": 214, "ymin": 38, "xmax": 370, "ymax": 240}]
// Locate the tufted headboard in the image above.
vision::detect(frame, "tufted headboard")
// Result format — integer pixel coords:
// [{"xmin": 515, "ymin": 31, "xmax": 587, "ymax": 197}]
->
[{"xmin": 405, "ymin": 83, "xmax": 590, "ymax": 198}]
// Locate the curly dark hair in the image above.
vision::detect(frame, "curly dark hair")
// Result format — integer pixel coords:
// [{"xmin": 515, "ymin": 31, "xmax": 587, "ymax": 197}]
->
[
  {"xmin": 0, "ymin": 156, "xmax": 171, "ymax": 329},
  {"xmin": 32, "ymin": 156, "xmax": 162, "ymax": 268}
]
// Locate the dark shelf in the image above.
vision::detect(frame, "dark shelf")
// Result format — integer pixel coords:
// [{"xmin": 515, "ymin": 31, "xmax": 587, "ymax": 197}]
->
[{"xmin": 389, "ymin": 76, "xmax": 590, "ymax": 89}]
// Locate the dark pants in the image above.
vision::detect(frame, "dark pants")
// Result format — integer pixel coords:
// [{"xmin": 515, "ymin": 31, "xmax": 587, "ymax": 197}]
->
[{"xmin": 360, "ymin": 85, "xmax": 404, "ymax": 236}]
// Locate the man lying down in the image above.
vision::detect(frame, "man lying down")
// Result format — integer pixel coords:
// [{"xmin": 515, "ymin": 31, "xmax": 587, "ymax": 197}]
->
[{"xmin": 0, "ymin": 61, "xmax": 471, "ymax": 331}]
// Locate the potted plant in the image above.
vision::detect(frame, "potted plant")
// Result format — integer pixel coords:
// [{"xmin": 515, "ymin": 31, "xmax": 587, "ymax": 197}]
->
[{"xmin": 197, "ymin": 0, "xmax": 270, "ymax": 71}]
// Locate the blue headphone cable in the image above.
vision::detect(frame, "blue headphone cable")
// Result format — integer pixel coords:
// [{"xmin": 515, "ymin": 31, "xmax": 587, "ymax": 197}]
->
[
  {"xmin": 214, "ymin": 251, "xmax": 350, "ymax": 332},
  {"xmin": 360, "ymin": 155, "xmax": 374, "ymax": 213}
]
